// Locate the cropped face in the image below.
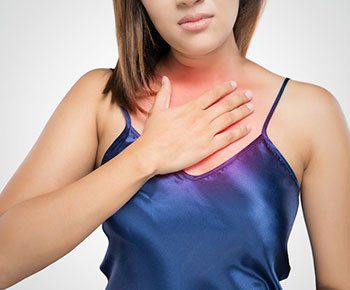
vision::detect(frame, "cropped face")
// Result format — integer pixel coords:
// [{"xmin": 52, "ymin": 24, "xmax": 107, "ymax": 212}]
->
[{"xmin": 140, "ymin": 0, "xmax": 239, "ymax": 57}]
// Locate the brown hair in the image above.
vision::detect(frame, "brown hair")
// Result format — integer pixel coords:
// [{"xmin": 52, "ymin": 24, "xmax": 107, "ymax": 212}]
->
[{"xmin": 102, "ymin": 0, "xmax": 267, "ymax": 115}]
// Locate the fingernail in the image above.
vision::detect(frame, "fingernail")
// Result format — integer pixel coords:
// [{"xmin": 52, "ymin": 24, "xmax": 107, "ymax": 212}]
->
[
  {"xmin": 162, "ymin": 75, "xmax": 168, "ymax": 85},
  {"xmin": 246, "ymin": 102, "xmax": 254, "ymax": 110},
  {"xmin": 229, "ymin": 80, "xmax": 237, "ymax": 88},
  {"xmin": 244, "ymin": 90, "xmax": 253, "ymax": 99}
]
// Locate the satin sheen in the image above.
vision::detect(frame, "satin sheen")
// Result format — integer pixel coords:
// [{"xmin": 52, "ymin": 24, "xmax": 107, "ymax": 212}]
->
[{"xmin": 99, "ymin": 77, "xmax": 300, "ymax": 289}]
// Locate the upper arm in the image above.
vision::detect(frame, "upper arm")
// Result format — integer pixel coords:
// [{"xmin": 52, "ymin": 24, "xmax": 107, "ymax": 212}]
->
[
  {"xmin": 299, "ymin": 84, "xmax": 350, "ymax": 288},
  {"xmin": 0, "ymin": 68, "xmax": 112, "ymax": 216}
]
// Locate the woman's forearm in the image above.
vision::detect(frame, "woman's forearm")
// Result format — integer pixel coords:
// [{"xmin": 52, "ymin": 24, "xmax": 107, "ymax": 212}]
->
[{"xmin": 0, "ymin": 138, "xmax": 156, "ymax": 289}]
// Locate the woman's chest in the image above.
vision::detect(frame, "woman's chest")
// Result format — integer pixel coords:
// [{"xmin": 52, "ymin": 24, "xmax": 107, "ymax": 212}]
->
[{"xmin": 102, "ymin": 143, "xmax": 300, "ymax": 248}]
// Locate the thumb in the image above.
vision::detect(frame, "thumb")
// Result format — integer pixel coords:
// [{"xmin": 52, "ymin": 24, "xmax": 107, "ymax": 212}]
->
[{"xmin": 150, "ymin": 75, "xmax": 172, "ymax": 113}]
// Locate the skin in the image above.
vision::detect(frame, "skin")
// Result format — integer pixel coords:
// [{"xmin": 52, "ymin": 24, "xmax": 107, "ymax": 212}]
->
[
  {"xmin": 132, "ymin": 0, "xmax": 306, "ymax": 178},
  {"xmin": 0, "ymin": 0, "xmax": 348, "ymax": 288}
]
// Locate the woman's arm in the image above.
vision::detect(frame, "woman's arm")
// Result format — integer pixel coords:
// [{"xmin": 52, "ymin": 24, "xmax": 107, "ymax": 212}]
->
[
  {"xmin": 0, "ymin": 69, "xmax": 156, "ymax": 288},
  {"xmin": 299, "ymin": 85, "xmax": 350, "ymax": 289}
]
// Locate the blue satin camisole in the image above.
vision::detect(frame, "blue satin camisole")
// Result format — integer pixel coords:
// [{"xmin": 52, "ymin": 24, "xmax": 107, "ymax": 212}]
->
[{"xmin": 99, "ymin": 77, "xmax": 300, "ymax": 289}]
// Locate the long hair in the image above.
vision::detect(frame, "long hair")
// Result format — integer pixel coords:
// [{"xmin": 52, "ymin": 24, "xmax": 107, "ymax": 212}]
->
[{"xmin": 102, "ymin": 0, "xmax": 267, "ymax": 115}]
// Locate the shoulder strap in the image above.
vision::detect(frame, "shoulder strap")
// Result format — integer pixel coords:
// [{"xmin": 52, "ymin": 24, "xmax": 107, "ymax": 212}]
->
[
  {"xmin": 120, "ymin": 105, "xmax": 131, "ymax": 129},
  {"xmin": 262, "ymin": 77, "xmax": 290, "ymax": 136}
]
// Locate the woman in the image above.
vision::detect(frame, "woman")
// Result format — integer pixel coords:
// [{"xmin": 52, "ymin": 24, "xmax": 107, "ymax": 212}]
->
[{"xmin": 0, "ymin": 0, "xmax": 349, "ymax": 289}]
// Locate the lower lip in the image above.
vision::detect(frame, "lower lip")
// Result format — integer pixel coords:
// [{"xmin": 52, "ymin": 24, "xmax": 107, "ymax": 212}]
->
[{"xmin": 179, "ymin": 16, "xmax": 213, "ymax": 31}]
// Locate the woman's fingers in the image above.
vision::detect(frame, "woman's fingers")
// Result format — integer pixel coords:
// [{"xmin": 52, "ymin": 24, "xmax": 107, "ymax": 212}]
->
[
  {"xmin": 209, "ymin": 124, "xmax": 252, "ymax": 154},
  {"xmin": 209, "ymin": 99, "xmax": 254, "ymax": 136},
  {"xmin": 195, "ymin": 80, "xmax": 238, "ymax": 110},
  {"xmin": 205, "ymin": 90, "xmax": 253, "ymax": 121},
  {"xmin": 150, "ymin": 75, "xmax": 172, "ymax": 113}
]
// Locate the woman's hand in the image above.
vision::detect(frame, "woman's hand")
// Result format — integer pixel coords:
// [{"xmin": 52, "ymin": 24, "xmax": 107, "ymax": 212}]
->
[{"xmin": 136, "ymin": 76, "xmax": 254, "ymax": 176}]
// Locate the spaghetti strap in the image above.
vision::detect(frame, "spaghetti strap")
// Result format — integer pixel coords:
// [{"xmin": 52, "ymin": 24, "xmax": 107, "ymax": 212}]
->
[
  {"xmin": 120, "ymin": 105, "xmax": 131, "ymax": 130},
  {"xmin": 261, "ymin": 77, "xmax": 290, "ymax": 136}
]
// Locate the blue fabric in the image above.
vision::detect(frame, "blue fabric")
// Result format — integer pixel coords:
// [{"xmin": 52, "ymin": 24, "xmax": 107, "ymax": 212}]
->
[{"xmin": 99, "ymin": 77, "xmax": 300, "ymax": 289}]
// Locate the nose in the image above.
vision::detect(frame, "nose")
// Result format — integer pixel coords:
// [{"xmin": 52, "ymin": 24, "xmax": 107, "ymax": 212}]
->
[{"xmin": 176, "ymin": 0, "xmax": 204, "ymax": 7}]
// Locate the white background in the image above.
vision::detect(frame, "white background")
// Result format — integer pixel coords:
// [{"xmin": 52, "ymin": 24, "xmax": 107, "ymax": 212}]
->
[{"xmin": 0, "ymin": 0, "xmax": 349, "ymax": 289}]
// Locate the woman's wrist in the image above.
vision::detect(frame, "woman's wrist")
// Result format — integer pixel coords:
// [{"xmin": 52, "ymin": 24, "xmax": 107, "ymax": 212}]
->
[{"xmin": 125, "ymin": 137, "xmax": 159, "ymax": 180}]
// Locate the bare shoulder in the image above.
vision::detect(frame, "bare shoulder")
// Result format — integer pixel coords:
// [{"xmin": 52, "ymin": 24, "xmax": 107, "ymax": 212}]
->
[
  {"xmin": 60, "ymin": 67, "xmax": 115, "ymax": 150},
  {"xmin": 75, "ymin": 68, "xmax": 118, "ymax": 139},
  {"xmin": 287, "ymin": 79, "xmax": 350, "ymax": 287},
  {"xmin": 62, "ymin": 67, "xmax": 113, "ymax": 112},
  {"xmin": 74, "ymin": 68, "xmax": 113, "ymax": 102},
  {"xmin": 286, "ymin": 78, "xmax": 348, "ymax": 169},
  {"xmin": 92, "ymin": 69, "xmax": 129, "ymax": 168},
  {"xmin": 0, "ymin": 67, "xmax": 115, "ymax": 216},
  {"xmin": 73, "ymin": 68, "xmax": 126, "ymax": 168}
]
